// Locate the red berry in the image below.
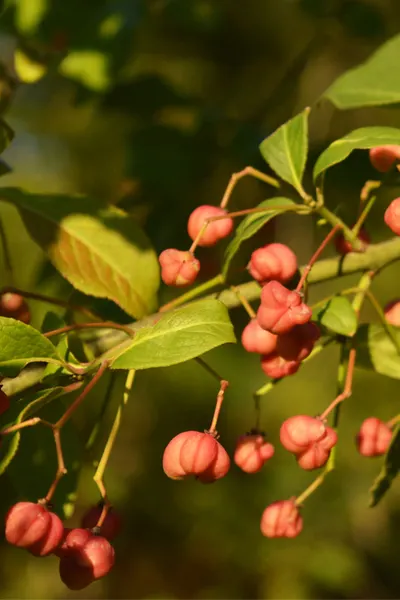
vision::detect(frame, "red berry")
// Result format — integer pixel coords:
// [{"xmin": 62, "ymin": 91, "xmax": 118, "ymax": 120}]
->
[
  {"xmin": 260, "ymin": 499, "xmax": 303, "ymax": 538},
  {"xmin": 296, "ymin": 426, "xmax": 337, "ymax": 470},
  {"xmin": 384, "ymin": 198, "xmax": 400, "ymax": 235},
  {"xmin": 55, "ymin": 527, "xmax": 91, "ymax": 558},
  {"xmin": 260, "ymin": 352, "xmax": 300, "ymax": 379},
  {"xmin": 159, "ymin": 249, "xmax": 200, "ymax": 287},
  {"xmin": 187, "ymin": 205, "xmax": 233, "ymax": 247},
  {"xmin": 58, "ymin": 530, "xmax": 114, "ymax": 589},
  {"xmin": 81, "ymin": 505, "xmax": 121, "ymax": 541},
  {"xmin": 196, "ymin": 442, "xmax": 230, "ymax": 483},
  {"xmin": 162, "ymin": 430, "xmax": 194, "ymax": 480},
  {"xmin": 29, "ymin": 510, "xmax": 64, "ymax": 557},
  {"xmin": 179, "ymin": 431, "xmax": 218, "ymax": 475},
  {"xmin": 257, "ymin": 281, "xmax": 312, "ymax": 334},
  {"xmin": 280, "ymin": 415, "xmax": 326, "ymax": 454},
  {"xmin": 369, "ymin": 145, "xmax": 400, "ymax": 172},
  {"xmin": 59, "ymin": 556, "xmax": 95, "ymax": 590},
  {"xmin": 241, "ymin": 319, "xmax": 278, "ymax": 354},
  {"xmin": 334, "ymin": 228, "xmax": 370, "ymax": 255},
  {"xmin": 0, "ymin": 293, "xmax": 30, "ymax": 324},
  {"xmin": 234, "ymin": 433, "xmax": 274, "ymax": 473},
  {"xmin": 162, "ymin": 431, "xmax": 230, "ymax": 482},
  {"xmin": 5, "ymin": 502, "xmax": 63, "ymax": 556},
  {"xmin": 384, "ymin": 299, "xmax": 400, "ymax": 326},
  {"xmin": 356, "ymin": 417, "xmax": 393, "ymax": 457},
  {"xmin": 248, "ymin": 243, "xmax": 297, "ymax": 284},
  {"xmin": 276, "ymin": 322, "xmax": 320, "ymax": 362},
  {"xmin": 0, "ymin": 385, "xmax": 10, "ymax": 416}
]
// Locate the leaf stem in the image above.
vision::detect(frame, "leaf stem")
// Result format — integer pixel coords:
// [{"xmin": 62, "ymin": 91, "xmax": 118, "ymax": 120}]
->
[
  {"xmin": 93, "ymin": 369, "xmax": 135, "ymax": 525},
  {"xmin": 208, "ymin": 380, "xmax": 229, "ymax": 434},
  {"xmin": 296, "ymin": 224, "xmax": 341, "ymax": 292},
  {"xmin": 1, "ymin": 286, "xmax": 99, "ymax": 320},
  {"xmin": 219, "ymin": 166, "xmax": 280, "ymax": 210},
  {"xmin": 55, "ymin": 362, "xmax": 109, "ymax": 429},
  {"xmin": 159, "ymin": 273, "xmax": 225, "ymax": 313},
  {"xmin": 44, "ymin": 321, "xmax": 134, "ymax": 339},
  {"xmin": 230, "ymin": 285, "xmax": 257, "ymax": 318},
  {"xmin": 0, "ymin": 218, "xmax": 13, "ymax": 286}
]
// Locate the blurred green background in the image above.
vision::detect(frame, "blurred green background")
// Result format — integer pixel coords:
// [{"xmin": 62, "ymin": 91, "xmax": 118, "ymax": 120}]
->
[{"xmin": 0, "ymin": 1, "xmax": 400, "ymax": 598}]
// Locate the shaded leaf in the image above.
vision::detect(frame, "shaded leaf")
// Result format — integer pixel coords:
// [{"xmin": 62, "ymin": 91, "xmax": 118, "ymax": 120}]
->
[
  {"xmin": 1, "ymin": 187, "xmax": 160, "ymax": 319},
  {"xmin": 313, "ymin": 296, "xmax": 357, "ymax": 336},
  {"xmin": 0, "ymin": 387, "xmax": 63, "ymax": 475},
  {"xmin": 110, "ymin": 299, "xmax": 236, "ymax": 370},
  {"xmin": 323, "ymin": 34, "xmax": 400, "ymax": 109},
  {"xmin": 5, "ymin": 397, "xmax": 84, "ymax": 519},
  {"xmin": 369, "ymin": 425, "xmax": 400, "ymax": 507},
  {"xmin": 314, "ymin": 127, "xmax": 400, "ymax": 180},
  {"xmin": 259, "ymin": 108, "xmax": 309, "ymax": 195},
  {"xmin": 222, "ymin": 197, "xmax": 296, "ymax": 276},
  {"xmin": 354, "ymin": 323, "xmax": 400, "ymax": 379},
  {"xmin": 0, "ymin": 316, "xmax": 62, "ymax": 376}
]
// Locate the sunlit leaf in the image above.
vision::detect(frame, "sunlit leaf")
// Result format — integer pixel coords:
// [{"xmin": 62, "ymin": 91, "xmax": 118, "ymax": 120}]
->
[
  {"xmin": 0, "ymin": 316, "xmax": 62, "ymax": 376},
  {"xmin": 259, "ymin": 108, "xmax": 309, "ymax": 195},
  {"xmin": 110, "ymin": 299, "xmax": 236, "ymax": 370},
  {"xmin": 323, "ymin": 34, "xmax": 400, "ymax": 109},
  {"xmin": 369, "ymin": 425, "xmax": 400, "ymax": 507},
  {"xmin": 59, "ymin": 51, "xmax": 110, "ymax": 92},
  {"xmin": 14, "ymin": 47, "xmax": 47, "ymax": 83},
  {"xmin": 1, "ymin": 188, "xmax": 160, "ymax": 319},
  {"xmin": 354, "ymin": 323, "xmax": 400, "ymax": 379},
  {"xmin": 313, "ymin": 296, "xmax": 357, "ymax": 336},
  {"xmin": 222, "ymin": 197, "xmax": 296, "ymax": 276},
  {"xmin": 314, "ymin": 127, "xmax": 400, "ymax": 180}
]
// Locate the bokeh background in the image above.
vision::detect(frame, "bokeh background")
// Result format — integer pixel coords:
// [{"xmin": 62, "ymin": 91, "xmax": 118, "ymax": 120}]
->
[{"xmin": 0, "ymin": 1, "xmax": 399, "ymax": 598}]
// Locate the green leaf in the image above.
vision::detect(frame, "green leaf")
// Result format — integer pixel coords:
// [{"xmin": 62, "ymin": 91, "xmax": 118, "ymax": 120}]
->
[
  {"xmin": 313, "ymin": 126, "xmax": 400, "ymax": 180},
  {"xmin": 0, "ymin": 316, "xmax": 62, "ymax": 376},
  {"xmin": 354, "ymin": 323, "xmax": 400, "ymax": 379},
  {"xmin": 0, "ymin": 119, "xmax": 14, "ymax": 154},
  {"xmin": 5, "ymin": 398, "xmax": 84, "ymax": 519},
  {"xmin": 323, "ymin": 34, "xmax": 400, "ymax": 109},
  {"xmin": 110, "ymin": 299, "xmax": 236, "ymax": 370},
  {"xmin": 259, "ymin": 108, "xmax": 309, "ymax": 195},
  {"xmin": 313, "ymin": 296, "xmax": 358, "ymax": 336},
  {"xmin": 1, "ymin": 188, "xmax": 160, "ymax": 319},
  {"xmin": 59, "ymin": 51, "xmax": 110, "ymax": 92},
  {"xmin": 369, "ymin": 425, "xmax": 400, "ymax": 507},
  {"xmin": 222, "ymin": 197, "xmax": 296, "ymax": 276},
  {"xmin": 14, "ymin": 47, "xmax": 47, "ymax": 84},
  {"xmin": 0, "ymin": 387, "xmax": 63, "ymax": 475}
]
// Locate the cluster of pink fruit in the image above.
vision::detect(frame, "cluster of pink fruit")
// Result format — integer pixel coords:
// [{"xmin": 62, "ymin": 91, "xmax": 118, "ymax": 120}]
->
[
  {"xmin": 158, "ymin": 144, "xmax": 400, "ymax": 539},
  {"xmin": 163, "ymin": 414, "xmax": 394, "ymax": 539},
  {"xmin": 4, "ymin": 501, "xmax": 120, "ymax": 590}
]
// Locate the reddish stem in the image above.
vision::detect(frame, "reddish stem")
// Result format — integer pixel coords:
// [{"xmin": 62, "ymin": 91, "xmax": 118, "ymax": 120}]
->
[
  {"xmin": 319, "ymin": 348, "xmax": 356, "ymax": 420},
  {"xmin": 208, "ymin": 380, "xmax": 229, "ymax": 434},
  {"xmin": 296, "ymin": 224, "xmax": 341, "ymax": 292}
]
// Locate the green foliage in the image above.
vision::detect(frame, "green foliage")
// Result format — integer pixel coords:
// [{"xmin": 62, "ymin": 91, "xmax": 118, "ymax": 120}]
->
[
  {"xmin": 323, "ymin": 34, "xmax": 400, "ymax": 109},
  {"xmin": 0, "ymin": 387, "xmax": 63, "ymax": 475},
  {"xmin": 110, "ymin": 299, "xmax": 236, "ymax": 370},
  {"xmin": 355, "ymin": 324, "xmax": 400, "ymax": 380},
  {"xmin": 314, "ymin": 126, "xmax": 400, "ymax": 180},
  {"xmin": 6, "ymin": 398, "xmax": 84, "ymax": 519},
  {"xmin": 1, "ymin": 188, "xmax": 160, "ymax": 319},
  {"xmin": 313, "ymin": 296, "xmax": 358, "ymax": 337},
  {"xmin": 222, "ymin": 198, "xmax": 297, "ymax": 276},
  {"xmin": 369, "ymin": 424, "xmax": 400, "ymax": 507},
  {"xmin": 0, "ymin": 316, "xmax": 62, "ymax": 376},
  {"xmin": 259, "ymin": 108, "xmax": 309, "ymax": 196},
  {"xmin": 0, "ymin": 118, "xmax": 13, "ymax": 153}
]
